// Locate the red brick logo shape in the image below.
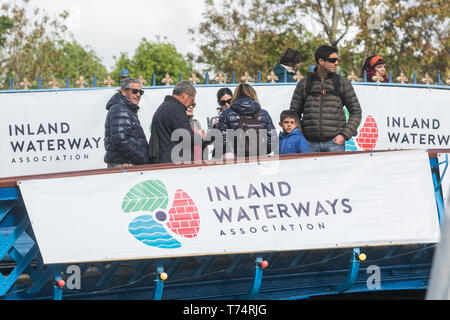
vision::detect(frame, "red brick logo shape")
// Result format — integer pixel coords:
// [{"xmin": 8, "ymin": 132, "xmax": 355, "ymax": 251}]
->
[
  {"xmin": 356, "ymin": 115, "xmax": 379, "ymax": 151},
  {"xmin": 166, "ymin": 190, "xmax": 200, "ymax": 238}
]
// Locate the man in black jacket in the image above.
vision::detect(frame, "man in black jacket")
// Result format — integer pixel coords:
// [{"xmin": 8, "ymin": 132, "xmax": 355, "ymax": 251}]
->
[
  {"xmin": 104, "ymin": 78, "xmax": 149, "ymax": 167},
  {"xmin": 148, "ymin": 81, "xmax": 201, "ymax": 164}
]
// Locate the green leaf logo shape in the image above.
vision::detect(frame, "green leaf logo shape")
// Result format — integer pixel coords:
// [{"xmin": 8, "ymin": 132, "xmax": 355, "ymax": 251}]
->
[{"xmin": 122, "ymin": 180, "xmax": 169, "ymax": 213}]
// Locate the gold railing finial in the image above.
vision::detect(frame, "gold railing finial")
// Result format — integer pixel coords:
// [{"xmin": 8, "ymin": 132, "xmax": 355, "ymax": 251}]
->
[
  {"xmin": 396, "ymin": 72, "xmax": 408, "ymax": 84},
  {"xmin": 347, "ymin": 71, "xmax": 362, "ymax": 82},
  {"xmin": 138, "ymin": 75, "xmax": 147, "ymax": 86},
  {"xmin": 372, "ymin": 71, "xmax": 384, "ymax": 83},
  {"xmin": 267, "ymin": 71, "xmax": 279, "ymax": 83},
  {"xmin": 162, "ymin": 73, "xmax": 173, "ymax": 86},
  {"xmin": 76, "ymin": 76, "xmax": 88, "ymax": 88},
  {"xmin": 103, "ymin": 75, "xmax": 115, "ymax": 87},
  {"xmin": 189, "ymin": 73, "xmax": 200, "ymax": 85},
  {"xmin": 214, "ymin": 72, "xmax": 226, "ymax": 84},
  {"xmin": 241, "ymin": 71, "xmax": 253, "ymax": 84},
  {"xmin": 421, "ymin": 73, "xmax": 433, "ymax": 85},
  {"xmin": 293, "ymin": 70, "xmax": 303, "ymax": 82},
  {"xmin": 19, "ymin": 78, "xmax": 32, "ymax": 90},
  {"xmin": 48, "ymin": 77, "xmax": 60, "ymax": 89}
]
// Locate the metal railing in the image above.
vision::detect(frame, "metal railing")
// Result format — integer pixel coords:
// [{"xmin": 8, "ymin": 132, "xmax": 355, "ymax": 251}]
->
[{"xmin": 1, "ymin": 68, "xmax": 449, "ymax": 92}]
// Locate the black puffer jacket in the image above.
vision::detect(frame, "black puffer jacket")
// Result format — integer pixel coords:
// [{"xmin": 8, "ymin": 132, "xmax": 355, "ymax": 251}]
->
[
  {"xmin": 217, "ymin": 97, "xmax": 276, "ymax": 154},
  {"xmin": 104, "ymin": 92, "xmax": 149, "ymax": 165},
  {"xmin": 290, "ymin": 72, "xmax": 362, "ymax": 141}
]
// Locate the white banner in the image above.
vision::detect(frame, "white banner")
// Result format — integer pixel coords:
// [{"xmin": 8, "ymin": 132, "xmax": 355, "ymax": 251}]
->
[
  {"xmin": 19, "ymin": 150, "xmax": 440, "ymax": 264},
  {"xmin": 1, "ymin": 85, "xmax": 449, "ymax": 178}
]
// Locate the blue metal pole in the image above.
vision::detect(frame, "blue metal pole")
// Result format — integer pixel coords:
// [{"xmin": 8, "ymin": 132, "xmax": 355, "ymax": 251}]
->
[
  {"xmin": 66, "ymin": 76, "xmax": 70, "ymax": 88},
  {"xmin": 363, "ymin": 70, "xmax": 367, "ymax": 82},
  {"xmin": 258, "ymin": 71, "xmax": 261, "ymax": 83},
  {"xmin": 232, "ymin": 72, "xmax": 235, "ymax": 84},
  {"xmin": 242, "ymin": 257, "xmax": 265, "ymax": 299},
  {"xmin": 205, "ymin": 72, "xmax": 209, "ymax": 85},
  {"xmin": 9, "ymin": 77, "xmax": 13, "ymax": 90},
  {"xmin": 153, "ymin": 264, "xmax": 165, "ymax": 300},
  {"xmin": 337, "ymin": 248, "xmax": 362, "ymax": 293},
  {"xmin": 430, "ymin": 157, "xmax": 446, "ymax": 225}
]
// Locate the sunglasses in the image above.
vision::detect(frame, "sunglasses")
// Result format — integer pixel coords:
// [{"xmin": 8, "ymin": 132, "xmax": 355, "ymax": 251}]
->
[
  {"xmin": 219, "ymin": 99, "xmax": 232, "ymax": 106},
  {"xmin": 126, "ymin": 88, "xmax": 145, "ymax": 95},
  {"xmin": 325, "ymin": 58, "xmax": 339, "ymax": 63}
]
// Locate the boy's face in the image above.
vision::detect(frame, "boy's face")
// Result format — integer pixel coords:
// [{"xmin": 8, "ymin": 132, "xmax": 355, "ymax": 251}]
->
[{"xmin": 280, "ymin": 117, "xmax": 297, "ymax": 134}]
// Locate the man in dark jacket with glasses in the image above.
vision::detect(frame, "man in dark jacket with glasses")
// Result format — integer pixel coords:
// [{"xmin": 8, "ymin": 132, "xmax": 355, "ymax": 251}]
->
[
  {"xmin": 290, "ymin": 45, "xmax": 362, "ymax": 152},
  {"xmin": 104, "ymin": 78, "xmax": 149, "ymax": 167}
]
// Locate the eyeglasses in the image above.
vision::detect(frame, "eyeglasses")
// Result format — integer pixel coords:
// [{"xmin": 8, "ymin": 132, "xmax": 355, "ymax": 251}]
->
[
  {"xmin": 219, "ymin": 99, "xmax": 232, "ymax": 106},
  {"xmin": 325, "ymin": 58, "xmax": 339, "ymax": 63},
  {"xmin": 126, "ymin": 88, "xmax": 145, "ymax": 95}
]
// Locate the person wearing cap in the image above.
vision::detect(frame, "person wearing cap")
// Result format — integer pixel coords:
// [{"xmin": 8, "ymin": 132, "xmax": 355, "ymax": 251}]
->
[
  {"xmin": 307, "ymin": 64, "xmax": 316, "ymax": 76},
  {"xmin": 361, "ymin": 56, "xmax": 388, "ymax": 82},
  {"xmin": 104, "ymin": 78, "xmax": 149, "ymax": 168},
  {"xmin": 272, "ymin": 48, "xmax": 301, "ymax": 83}
]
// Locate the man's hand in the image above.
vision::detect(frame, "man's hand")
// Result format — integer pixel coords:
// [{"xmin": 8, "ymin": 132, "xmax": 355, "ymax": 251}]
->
[{"xmin": 332, "ymin": 134, "xmax": 345, "ymax": 145}]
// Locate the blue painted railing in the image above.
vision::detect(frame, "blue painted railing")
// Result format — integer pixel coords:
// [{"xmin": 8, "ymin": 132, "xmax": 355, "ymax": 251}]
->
[
  {"xmin": 0, "ymin": 151, "xmax": 447, "ymax": 300},
  {"xmin": 1, "ymin": 69, "xmax": 449, "ymax": 92}
]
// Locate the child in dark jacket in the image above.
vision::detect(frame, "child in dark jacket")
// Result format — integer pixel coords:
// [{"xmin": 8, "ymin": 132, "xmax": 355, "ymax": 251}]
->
[{"xmin": 279, "ymin": 110, "xmax": 309, "ymax": 154}]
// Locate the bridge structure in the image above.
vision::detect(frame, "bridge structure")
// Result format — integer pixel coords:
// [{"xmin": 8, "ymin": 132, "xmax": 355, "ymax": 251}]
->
[{"xmin": 0, "ymin": 150, "xmax": 448, "ymax": 300}]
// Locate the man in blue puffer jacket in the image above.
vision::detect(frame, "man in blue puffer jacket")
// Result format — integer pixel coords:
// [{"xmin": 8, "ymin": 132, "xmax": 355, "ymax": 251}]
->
[
  {"xmin": 216, "ymin": 84, "xmax": 276, "ymax": 158},
  {"xmin": 104, "ymin": 78, "xmax": 149, "ymax": 167}
]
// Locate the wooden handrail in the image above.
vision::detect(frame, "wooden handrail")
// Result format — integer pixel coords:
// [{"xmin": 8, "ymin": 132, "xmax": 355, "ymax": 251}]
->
[{"xmin": 0, "ymin": 149, "xmax": 448, "ymax": 189}]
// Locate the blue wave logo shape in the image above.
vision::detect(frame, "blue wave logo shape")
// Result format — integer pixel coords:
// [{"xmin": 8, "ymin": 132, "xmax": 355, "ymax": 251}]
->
[{"xmin": 128, "ymin": 215, "xmax": 181, "ymax": 249}]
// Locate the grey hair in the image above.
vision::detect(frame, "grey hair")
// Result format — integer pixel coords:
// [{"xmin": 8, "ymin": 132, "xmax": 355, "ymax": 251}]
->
[
  {"xmin": 173, "ymin": 81, "xmax": 196, "ymax": 97},
  {"xmin": 120, "ymin": 78, "xmax": 142, "ymax": 90}
]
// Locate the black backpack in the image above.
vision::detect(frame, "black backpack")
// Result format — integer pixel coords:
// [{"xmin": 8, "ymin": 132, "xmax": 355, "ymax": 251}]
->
[
  {"xmin": 301, "ymin": 73, "xmax": 343, "ymax": 107},
  {"xmin": 235, "ymin": 111, "xmax": 266, "ymax": 157}
]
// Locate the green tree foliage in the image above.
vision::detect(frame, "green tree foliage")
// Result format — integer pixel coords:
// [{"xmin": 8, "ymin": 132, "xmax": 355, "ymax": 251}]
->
[
  {"xmin": 0, "ymin": 14, "xmax": 13, "ymax": 47},
  {"xmin": 191, "ymin": 0, "xmax": 449, "ymax": 82},
  {"xmin": 189, "ymin": 0, "xmax": 325, "ymax": 81},
  {"xmin": 352, "ymin": 0, "xmax": 449, "ymax": 79},
  {"xmin": 0, "ymin": 0, "xmax": 107, "ymax": 88},
  {"xmin": 110, "ymin": 37, "xmax": 195, "ymax": 85}
]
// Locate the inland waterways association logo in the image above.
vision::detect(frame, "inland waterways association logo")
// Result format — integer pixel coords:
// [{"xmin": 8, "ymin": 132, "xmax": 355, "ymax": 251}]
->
[{"xmin": 122, "ymin": 180, "xmax": 200, "ymax": 249}]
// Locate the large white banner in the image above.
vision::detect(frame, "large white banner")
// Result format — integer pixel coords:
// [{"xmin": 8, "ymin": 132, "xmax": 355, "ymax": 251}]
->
[
  {"xmin": 1, "ymin": 85, "xmax": 449, "ymax": 178},
  {"xmin": 19, "ymin": 150, "xmax": 440, "ymax": 264}
]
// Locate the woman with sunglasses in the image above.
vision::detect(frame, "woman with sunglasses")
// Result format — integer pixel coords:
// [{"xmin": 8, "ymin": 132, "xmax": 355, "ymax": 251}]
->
[
  {"xmin": 217, "ymin": 84, "xmax": 276, "ymax": 158},
  {"xmin": 208, "ymin": 88, "xmax": 233, "ymax": 129},
  {"xmin": 361, "ymin": 55, "xmax": 388, "ymax": 83}
]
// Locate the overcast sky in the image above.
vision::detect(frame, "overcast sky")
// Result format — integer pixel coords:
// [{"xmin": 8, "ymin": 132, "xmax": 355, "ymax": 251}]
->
[{"xmin": 29, "ymin": 0, "xmax": 206, "ymax": 71}]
